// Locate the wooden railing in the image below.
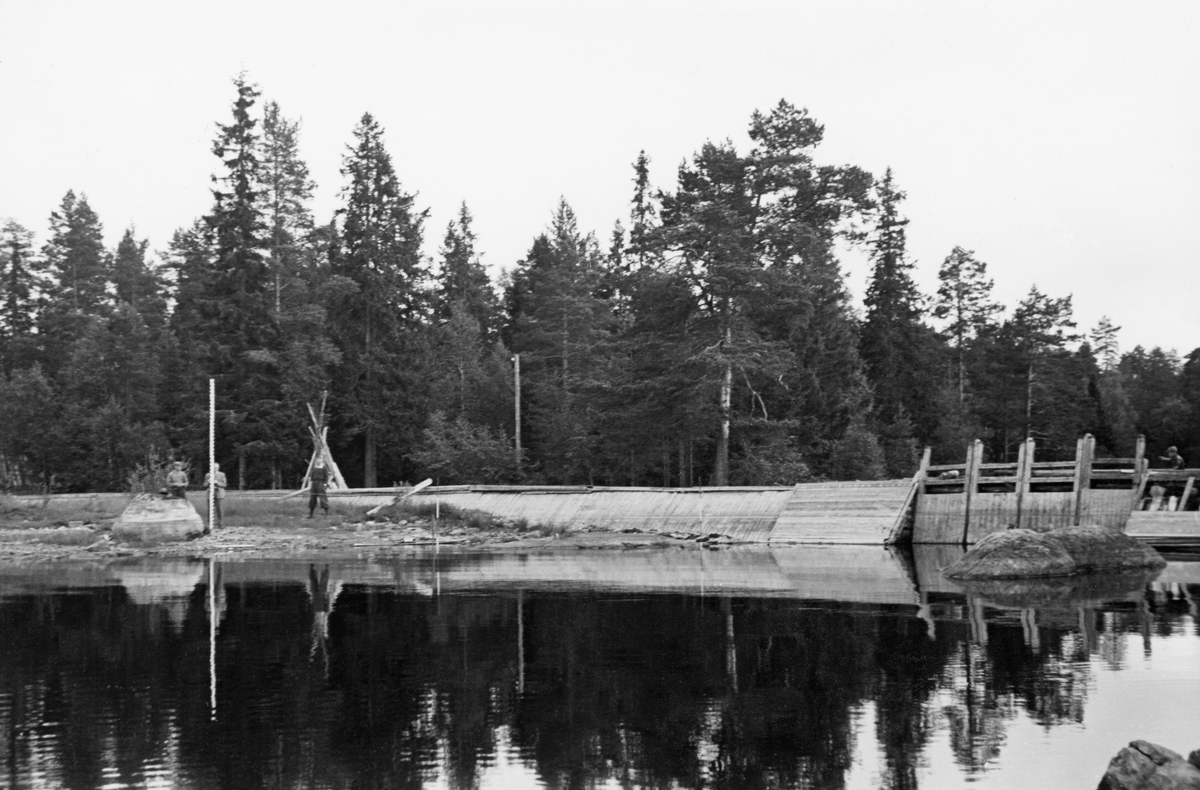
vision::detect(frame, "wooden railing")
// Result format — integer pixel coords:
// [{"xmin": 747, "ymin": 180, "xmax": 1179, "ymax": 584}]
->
[{"xmin": 911, "ymin": 434, "xmax": 1195, "ymax": 543}]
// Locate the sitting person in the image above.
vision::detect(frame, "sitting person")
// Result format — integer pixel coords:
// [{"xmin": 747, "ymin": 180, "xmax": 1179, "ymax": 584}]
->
[{"xmin": 166, "ymin": 461, "xmax": 188, "ymax": 499}]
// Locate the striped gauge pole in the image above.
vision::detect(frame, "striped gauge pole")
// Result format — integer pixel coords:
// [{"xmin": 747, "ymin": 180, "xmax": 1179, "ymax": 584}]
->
[{"xmin": 209, "ymin": 378, "xmax": 215, "ymax": 533}]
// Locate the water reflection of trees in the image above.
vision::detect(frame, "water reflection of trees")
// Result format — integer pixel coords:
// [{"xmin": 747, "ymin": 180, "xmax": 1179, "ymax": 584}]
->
[{"xmin": 0, "ymin": 569, "xmax": 1196, "ymax": 789}]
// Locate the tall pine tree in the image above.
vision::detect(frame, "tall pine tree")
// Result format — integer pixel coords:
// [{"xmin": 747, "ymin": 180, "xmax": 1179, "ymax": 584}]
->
[
  {"xmin": 932, "ymin": 246, "xmax": 1001, "ymax": 402},
  {"xmin": 653, "ymin": 101, "xmax": 876, "ymax": 483}
]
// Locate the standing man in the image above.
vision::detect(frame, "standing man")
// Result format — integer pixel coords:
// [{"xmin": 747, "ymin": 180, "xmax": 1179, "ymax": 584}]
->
[
  {"xmin": 309, "ymin": 458, "xmax": 330, "ymax": 518},
  {"xmin": 166, "ymin": 461, "xmax": 188, "ymax": 499},
  {"xmin": 204, "ymin": 462, "xmax": 228, "ymax": 528}
]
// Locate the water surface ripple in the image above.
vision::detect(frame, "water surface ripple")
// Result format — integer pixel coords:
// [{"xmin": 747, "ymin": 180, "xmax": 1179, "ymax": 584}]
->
[{"xmin": 1, "ymin": 546, "xmax": 1197, "ymax": 789}]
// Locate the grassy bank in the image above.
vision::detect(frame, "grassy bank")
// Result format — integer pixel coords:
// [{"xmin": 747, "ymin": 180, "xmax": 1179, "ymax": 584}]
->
[{"xmin": 0, "ymin": 492, "xmax": 561, "ymax": 538}]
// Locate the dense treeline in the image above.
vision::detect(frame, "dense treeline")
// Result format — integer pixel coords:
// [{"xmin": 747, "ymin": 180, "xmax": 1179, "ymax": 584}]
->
[{"xmin": 0, "ymin": 77, "xmax": 1196, "ymax": 492}]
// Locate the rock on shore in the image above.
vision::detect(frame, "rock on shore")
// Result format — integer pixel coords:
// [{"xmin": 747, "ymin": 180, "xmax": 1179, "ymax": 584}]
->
[
  {"xmin": 1098, "ymin": 740, "xmax": 1200, "ymax": 789},
  {"xmin": 944, "ymin": 524, "xmax": 1165, "ymax": 580},
  {"xmin": 113, "ymin": 494, "xmax": 205, "ymax": 542}
]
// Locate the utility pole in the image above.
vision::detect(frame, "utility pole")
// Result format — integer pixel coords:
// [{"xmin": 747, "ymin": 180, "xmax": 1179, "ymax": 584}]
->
[{"xmin": 514, "ymin": 354, "xmax": 522, "ymax": 471}]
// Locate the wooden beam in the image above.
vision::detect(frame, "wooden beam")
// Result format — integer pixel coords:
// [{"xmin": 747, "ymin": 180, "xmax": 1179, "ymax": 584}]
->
[
  {"xmin": 1181, "ymin": 477, "xmax": 1196, "ymax": 513},
  {"xmin": 960, "ymin": 440, "xmax": 982, "ymax": 545},
  {"xmin": 1073, "ymin": 434, "xmax": 1094, "ymax": 525},
  {"xmin": 885, "ymin": 447, "xmax": 929, "ymax": 545},
  {"xmin": 1014, "ymin": 438, "xmax": 1032, "ymax": 529},
  {"xmin": 1132, "ymin": 434, "xmax": 1147, "ymax": 510}
]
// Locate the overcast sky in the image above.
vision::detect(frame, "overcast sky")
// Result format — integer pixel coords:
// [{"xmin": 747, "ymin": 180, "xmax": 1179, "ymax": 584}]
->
[{"xmin": 2, "ymin": 0, "xmax": 1196, "ymax": 355}]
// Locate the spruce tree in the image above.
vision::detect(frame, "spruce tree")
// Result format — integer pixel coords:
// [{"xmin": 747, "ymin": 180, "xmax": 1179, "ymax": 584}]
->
[
  {"xmin": 1119, "ymin": 345, "xmax": 1186, "ymax": 455},
  {"xmin": 1009, "ymin": 286, "xmax": 1081, "ymax": 441},
  {"xmin": 42, "ymin": 191, "xmax": 109, "ymax": 316},
  {"xmin": 505, "ymin": 200, "xmax": 612, "ymax": 483},
  {"xmin": 859, "ymin": 168, "xmax": 941, "ymax": 458},
  {"xmin": 205, "ymin": 74, "xmax": 271, "ymax": 352},
  {"xmin": 0, "ymin": 221, "xmax": 40, "ymax": 374},
  {"xmin": 330, "ymin": 112, "xmax": 430, "ymax": 486},
  {"xmin": 260, "ymin": 100, "xmax": 316, "ymax": 318},
  {"xmin": 40, "ymin": 191, "xmax": 111, "ymax": 371},
  {"xmin": 111, "ymin": 227, "xmax": 169, "ymax": 331},
  {"xmin": 435, "ymin": 202, "xmax": 498, "ymax": 336},
  {"xmin": 168, "ymin": 75, "xmax": 292, "ymax": 486}
]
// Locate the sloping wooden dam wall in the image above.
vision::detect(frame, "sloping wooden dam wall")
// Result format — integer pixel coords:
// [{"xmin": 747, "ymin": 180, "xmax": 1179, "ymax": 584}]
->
[
  {"xmin": 407, "ymin": 479, "xmax": 917, "ymax": 545},
  {"xmin": 412, "ymin": 485, "xmax": 791, "ymax": 541}
]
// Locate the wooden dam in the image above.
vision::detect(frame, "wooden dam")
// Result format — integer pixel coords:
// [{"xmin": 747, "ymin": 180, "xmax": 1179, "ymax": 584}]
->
[{"xmin": 363, "ymin": 434, "xmax": 1198, "ymax": 547}]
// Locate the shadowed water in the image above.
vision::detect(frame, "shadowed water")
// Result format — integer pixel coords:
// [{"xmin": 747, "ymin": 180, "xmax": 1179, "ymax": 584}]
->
[{"xmin": 1, "ymin": 546, "xmax": 1198, "ymax": 789}]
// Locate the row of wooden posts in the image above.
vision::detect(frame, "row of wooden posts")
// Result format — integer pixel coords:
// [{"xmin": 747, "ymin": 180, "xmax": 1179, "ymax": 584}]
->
[{"xmin": 911, "ymin": 434, "xmax": 1193, "ymax": 545}]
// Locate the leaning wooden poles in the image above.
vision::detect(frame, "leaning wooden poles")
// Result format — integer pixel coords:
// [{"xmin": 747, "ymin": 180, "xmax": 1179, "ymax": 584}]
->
[{"xmin": 301, "ymin": 393, "xmax": 348, "ymax": 492}]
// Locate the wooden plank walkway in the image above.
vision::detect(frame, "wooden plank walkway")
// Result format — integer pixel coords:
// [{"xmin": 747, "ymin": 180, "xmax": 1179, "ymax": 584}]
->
[
  {"xmin": 768, "ymin": 479, "xmax": 916, "ymax": 544},
  {"xmin": 1125, "ymin": 511, "xmax": 1200, "ymax": 546}
]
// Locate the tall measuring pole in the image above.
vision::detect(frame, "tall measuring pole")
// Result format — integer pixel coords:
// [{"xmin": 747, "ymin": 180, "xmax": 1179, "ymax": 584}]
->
[
  {"xmin": 513, "ymin": 354, "xmax": 522, "ymax": 471},
  {"xmin": 208, "ymin": 378, "xmax": 216, "ymax": 534}
]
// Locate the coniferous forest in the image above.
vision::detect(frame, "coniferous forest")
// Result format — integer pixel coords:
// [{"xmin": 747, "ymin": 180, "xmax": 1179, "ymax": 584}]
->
[{"xmin": 1, "ymin": 77, "xmax": 1197, "ymax": 493}]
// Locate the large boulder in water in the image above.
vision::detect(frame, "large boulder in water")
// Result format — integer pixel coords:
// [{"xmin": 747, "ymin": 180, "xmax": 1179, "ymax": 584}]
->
[
  {"xmin": 944, "ymin": 524, "xmax": 1165, "ymax": 580},
  {"xmin": 951, "ymin": 567, "xmax": 1160, "ymax": 609},
  {"xmin": 113, "ymin": 494, "xmax": 205, "ymax": 542},
  {"xmin": 1098, "ymin": 740, "xmax": 1200, "ymax": 790}
]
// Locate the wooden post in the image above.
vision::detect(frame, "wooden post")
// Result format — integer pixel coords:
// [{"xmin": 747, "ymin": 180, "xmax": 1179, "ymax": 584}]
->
[
  {"xmin": 1080, "ymin": 429, "xmax": 1089, "ymax": 523},
  {"xmin": 961, "ymin": 440, "xmax": 982, "ymax": 545},
  {"xmin": 1134, "ymin": 434, "xmax": 1149, "ymax": 510},
  {"xmin": 1073, "ymin": 434, "xmax": 1094, "ymax": 525},
  {"xmin": 1182, "ymin": 477, "xmax": 1196, "ymax": 512},
  {"xmin": 1014, "ymin": 438, "xmax": 1032, "ymax": 529}
]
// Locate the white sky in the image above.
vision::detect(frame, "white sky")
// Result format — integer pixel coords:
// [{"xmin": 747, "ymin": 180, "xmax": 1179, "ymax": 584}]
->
[{"xmin": 1, "ymin": 0, "xmax": 1197, "ymax": 355}]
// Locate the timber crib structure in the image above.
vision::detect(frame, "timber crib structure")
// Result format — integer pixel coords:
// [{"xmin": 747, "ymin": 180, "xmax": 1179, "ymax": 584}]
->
[{"xmin": 912, "ymin": 434, "xmax": 1200, "ymax": 546}]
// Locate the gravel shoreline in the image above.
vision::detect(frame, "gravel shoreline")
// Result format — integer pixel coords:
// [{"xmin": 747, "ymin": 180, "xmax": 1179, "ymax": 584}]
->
[{"xmin": 0, "ymin": 519, "xmax": 720, "ymax": 563}]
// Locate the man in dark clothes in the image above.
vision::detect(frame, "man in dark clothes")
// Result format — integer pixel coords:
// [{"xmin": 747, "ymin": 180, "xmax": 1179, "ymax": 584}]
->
[
  {"xmin": 1160, "ymin": 446, "xmax": 1185, "ymax": 469},
  {"xmin": 309, "ymin": 459, "xmax": 330, "ymax": 518}
]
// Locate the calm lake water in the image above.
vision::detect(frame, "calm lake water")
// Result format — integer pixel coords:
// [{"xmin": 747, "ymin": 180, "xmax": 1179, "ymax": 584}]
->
[{"xmin": 1, "ymin": 547, "xmax": 1197, "ymax": 790}]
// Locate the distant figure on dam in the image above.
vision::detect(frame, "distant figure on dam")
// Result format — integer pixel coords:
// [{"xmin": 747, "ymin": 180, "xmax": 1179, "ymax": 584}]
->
[{"xmin": 1159, "ymin": 446, "xmax": 1185, "ymax": 470}]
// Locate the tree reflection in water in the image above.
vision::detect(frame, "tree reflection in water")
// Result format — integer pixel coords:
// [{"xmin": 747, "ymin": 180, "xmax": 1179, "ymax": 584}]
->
[{"xmin": 0, "ymin": 559, "xmax": 1196, "ymax": 789}]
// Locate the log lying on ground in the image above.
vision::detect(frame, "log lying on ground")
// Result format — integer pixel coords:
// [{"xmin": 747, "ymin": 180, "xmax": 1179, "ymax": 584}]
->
[
  {"xmin": 944, "ymin": 525, "xmax": 1166, "ymax": 580},
  {"xmin": 1098, "ymin": 740, "xmax": 1200, "ymax": 790},
  {"xmin": 113, "ymin": 494, "xmax": 205, "ymax": 542}
]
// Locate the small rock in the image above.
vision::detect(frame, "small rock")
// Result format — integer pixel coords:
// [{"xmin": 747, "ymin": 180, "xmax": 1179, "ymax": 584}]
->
[{"xmin": 1098, "ymin": 740, "xmax": 1200, "ymax": 789}]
